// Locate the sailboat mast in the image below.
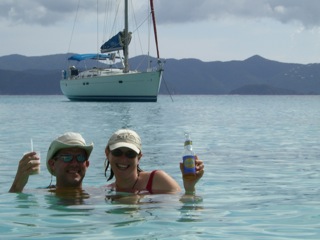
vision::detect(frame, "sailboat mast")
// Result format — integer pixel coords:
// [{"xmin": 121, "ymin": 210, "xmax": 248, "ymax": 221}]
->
[
  {"xmin": 150, "ymin": 0, "xmax": 160, "ymax": 59},
  {"xmin": 123, "ymin": 0, "xmax": 129, "ymax": 73}
]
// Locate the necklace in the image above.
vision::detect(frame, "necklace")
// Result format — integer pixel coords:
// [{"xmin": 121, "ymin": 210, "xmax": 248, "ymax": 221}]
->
[
  {"xmin": 115, "ymin": 172, "xmax": 140, "ymax": 192},
  {"xmin": 131, "ymin": 172, "xmax": 140, "ymax": 190}
]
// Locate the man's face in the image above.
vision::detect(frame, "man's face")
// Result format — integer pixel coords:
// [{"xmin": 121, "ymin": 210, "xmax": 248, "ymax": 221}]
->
[{"xmin": 49, "ymin": 147, "xmax": 90, "ymax": 188}]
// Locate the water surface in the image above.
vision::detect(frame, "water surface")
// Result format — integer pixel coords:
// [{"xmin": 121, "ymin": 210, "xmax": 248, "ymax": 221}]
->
[{"xmin": 0, "ymin": 95, "xmax": 319, "ymax": 239}]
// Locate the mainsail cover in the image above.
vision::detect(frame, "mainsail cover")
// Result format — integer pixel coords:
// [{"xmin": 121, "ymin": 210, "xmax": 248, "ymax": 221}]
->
[{"xmin": 100, "ymin": 31, "xmax": 132, "ymax": 53}]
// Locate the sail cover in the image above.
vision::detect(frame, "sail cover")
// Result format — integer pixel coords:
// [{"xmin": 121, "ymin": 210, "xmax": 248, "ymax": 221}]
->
[
  {"xmin": 68, "ymin": 53, "xmax": 111, "ymax": 61},
  {"xmin": 100, "ymin": 31, "xmax": 132, "ymax": 53}
]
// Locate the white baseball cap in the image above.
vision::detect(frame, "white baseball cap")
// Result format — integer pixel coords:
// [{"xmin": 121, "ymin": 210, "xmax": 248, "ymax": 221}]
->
[{"xmin": 107, "ymin": 129, "xmax": 141, "ymax": 154}]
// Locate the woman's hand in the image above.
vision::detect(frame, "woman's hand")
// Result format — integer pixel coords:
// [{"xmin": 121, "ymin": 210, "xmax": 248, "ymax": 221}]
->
[{"xmin": 180, "ymin": 155, "xmax": 204, "ymax": 194}]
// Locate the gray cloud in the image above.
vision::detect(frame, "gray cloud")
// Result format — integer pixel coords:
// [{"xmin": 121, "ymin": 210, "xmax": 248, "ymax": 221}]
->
[
  {"xmin": 1, "ymin": 0, "xmax": 320, "ymax": 28},
  {"xmin": 0, "ymin": 0, "xmax": 96, "ymax": 25},
  {"xmin": 155, "ymin": 0, "xmax": 320, "ymax": 28}
]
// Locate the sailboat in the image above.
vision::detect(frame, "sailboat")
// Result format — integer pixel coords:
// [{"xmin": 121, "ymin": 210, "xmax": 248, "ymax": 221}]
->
[{"xmin": 60, "ymin": 0, "xmax": 163, "ymax": 102}]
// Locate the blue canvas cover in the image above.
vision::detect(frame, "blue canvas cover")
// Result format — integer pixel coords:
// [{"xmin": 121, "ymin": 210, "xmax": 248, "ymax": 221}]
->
[{"xmin": 68, "ymin": 53, "xmax": 111, "ymax": 61}]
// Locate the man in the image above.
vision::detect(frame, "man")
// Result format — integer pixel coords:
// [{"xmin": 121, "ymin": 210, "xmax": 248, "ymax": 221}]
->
[{"xmin": 9, "ymin": 132, "xmax": 93, "ymax": 193}]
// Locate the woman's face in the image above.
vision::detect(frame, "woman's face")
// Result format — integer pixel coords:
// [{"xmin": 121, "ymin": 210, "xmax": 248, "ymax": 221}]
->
[{"xmin": 106, "ymin": 147, "xmax": 141, "ymax": 177}]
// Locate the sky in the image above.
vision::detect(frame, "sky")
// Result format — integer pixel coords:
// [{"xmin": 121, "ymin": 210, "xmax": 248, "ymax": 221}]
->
[{"xmin": 1, "ymin": 0, "xmax": 320, "ymax": 64}]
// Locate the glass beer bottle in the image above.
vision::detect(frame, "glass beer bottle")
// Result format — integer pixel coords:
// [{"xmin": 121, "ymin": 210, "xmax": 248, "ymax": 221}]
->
[{"xmin": 182, "ymin": 133, "xmax": 196, "ymax": 180}]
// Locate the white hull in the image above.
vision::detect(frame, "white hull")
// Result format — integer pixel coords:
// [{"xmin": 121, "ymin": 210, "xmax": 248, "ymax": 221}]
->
[{"xmin": 60, "ymin": 70, "xmax": 162, "ymax": 102}]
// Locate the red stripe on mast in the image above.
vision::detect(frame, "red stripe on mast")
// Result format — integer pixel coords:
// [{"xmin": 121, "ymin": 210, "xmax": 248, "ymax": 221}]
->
[{"xmin": 150, "ymin": 0, "xmax": 160, "ymax": 59}]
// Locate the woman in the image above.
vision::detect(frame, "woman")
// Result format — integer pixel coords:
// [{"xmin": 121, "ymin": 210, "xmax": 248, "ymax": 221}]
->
[{"xmin": 104, "ymin": 129, "xmax": 204, "ymax": 195}]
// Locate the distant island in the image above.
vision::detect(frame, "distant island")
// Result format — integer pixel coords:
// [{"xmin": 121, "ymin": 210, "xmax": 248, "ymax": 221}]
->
[{"xmin": 0, "ymin": 54, "xmax": 319, "ymax": 95}]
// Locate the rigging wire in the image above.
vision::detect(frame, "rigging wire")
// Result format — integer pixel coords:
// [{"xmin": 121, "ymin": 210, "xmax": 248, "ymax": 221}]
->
[
  {"xmin": 162, "ymin": 74, "xmax": 174, "ymax": 102},
  {"xmin": 111, "ymin": 1, "xmax": 121, "ymax": 39},
  {"xmin": 130, "ymin": 0, "xmax": 144, "ymax": 57},
  {"xmin": 102, "ymin": 0, "xmax": 111, "ymax": 44},
  {"xmin": 67, "ymin": 0, "xmax": 81, "ymax": 54},
  {"xmin": 97, "ymin": 0, "xmax": 99, "ymax": 54},
  {"xmin": 101, "ymin": 0, "xmax": 121, "ymax": 43}
]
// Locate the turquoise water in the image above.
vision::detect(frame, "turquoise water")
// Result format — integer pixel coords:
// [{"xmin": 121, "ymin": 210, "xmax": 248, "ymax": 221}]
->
[{"xmin": 0, "ymin": 95, "xmax": 319, "ymax": 239}]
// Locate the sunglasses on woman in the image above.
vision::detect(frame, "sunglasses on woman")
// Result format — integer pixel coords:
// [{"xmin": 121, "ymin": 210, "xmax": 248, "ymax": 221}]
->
[
  {"xmin": 55, "ymin": 154, "xmax": 87, "ymax": 163},
  {"xmin": 111, "ymin": 149, "xmax": 138, "ymax": 158}
]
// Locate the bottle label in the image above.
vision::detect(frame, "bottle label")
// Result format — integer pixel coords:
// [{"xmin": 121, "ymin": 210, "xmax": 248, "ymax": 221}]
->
[{"xmin": 183, "ymin": 155, "xmax": 196, "ymax": 174}]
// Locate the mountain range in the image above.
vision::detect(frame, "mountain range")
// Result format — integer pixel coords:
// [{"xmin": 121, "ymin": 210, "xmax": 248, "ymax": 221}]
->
[{"xmin": 0, "ymin": 53, "xmax": 319, "ymax": 95}]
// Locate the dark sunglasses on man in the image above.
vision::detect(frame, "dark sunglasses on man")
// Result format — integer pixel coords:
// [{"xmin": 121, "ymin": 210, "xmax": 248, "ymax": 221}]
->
[{"xmin": 54, "ymin": 154, "xmax": 87, "ymax": 163}]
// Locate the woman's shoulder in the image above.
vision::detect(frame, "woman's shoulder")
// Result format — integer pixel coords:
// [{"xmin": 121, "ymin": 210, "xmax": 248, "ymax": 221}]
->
[
  {"xmin": 140, "ymin": 170, "xmax": 161, "ymax": 178},
  {"xmin": 140, "ymin": 170, "xmax": 173, "ymax": 183}
]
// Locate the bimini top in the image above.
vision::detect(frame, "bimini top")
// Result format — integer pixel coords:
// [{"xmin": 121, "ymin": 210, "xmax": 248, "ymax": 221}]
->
[{"xmin": 68, "ymin": 53, "xmax": 111, "ymax": 61}]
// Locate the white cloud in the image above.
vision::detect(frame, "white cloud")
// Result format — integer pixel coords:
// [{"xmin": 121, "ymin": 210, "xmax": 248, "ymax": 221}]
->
[{"xmin": 273, "ymin": 5, "xmax": 286, "ymax": 14}]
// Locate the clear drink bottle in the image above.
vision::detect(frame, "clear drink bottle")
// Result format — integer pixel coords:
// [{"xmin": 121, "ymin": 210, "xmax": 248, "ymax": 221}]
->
[{"xmin": 182, "ymin": 133, "xmax": 196, "ymax": 180}]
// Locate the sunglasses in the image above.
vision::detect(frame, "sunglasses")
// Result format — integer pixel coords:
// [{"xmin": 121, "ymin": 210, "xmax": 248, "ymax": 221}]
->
[
  {"xmin": 111, "ymin": 149, "xmax": 138, "ymax": 158},
  {"xmin": 55, "ymin": 154, "xmax": 87, "ymax": 163}
]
